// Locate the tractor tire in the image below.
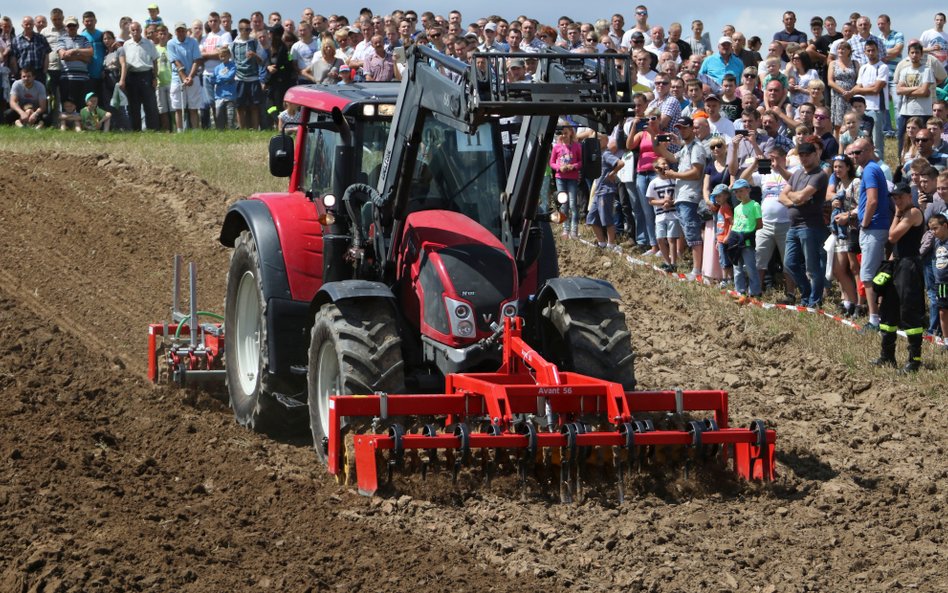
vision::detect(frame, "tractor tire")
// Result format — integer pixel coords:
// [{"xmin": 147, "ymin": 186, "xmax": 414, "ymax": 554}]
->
[
  {"xmin": 540, "ymin": 298, "xmax": 636, "ymax": 390},
  {"xmin": 307, "ymin": 299, "xmax": 405, "ymax": 463},
  {"xmin": 225, "ymin": 230, "xmax": 295, "ymax": 433}
]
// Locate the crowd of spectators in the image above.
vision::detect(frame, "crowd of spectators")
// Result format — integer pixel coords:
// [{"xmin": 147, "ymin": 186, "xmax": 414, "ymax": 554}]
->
[{"xmin": 1, "ymin": 4, "xmax": 947, "ymax": 363}]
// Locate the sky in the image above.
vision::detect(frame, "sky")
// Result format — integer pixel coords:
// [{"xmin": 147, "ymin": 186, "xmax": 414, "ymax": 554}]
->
[{"xmin": 12, "ymin": 2, "xmax": 945, "ymax": 45}]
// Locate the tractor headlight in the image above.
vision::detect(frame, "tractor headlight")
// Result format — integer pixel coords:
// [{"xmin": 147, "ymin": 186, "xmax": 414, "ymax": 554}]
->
[
  {"xmin": 456, "ymin": 320, "xmax": 475, "ymax": 337},
  {"xmin": 455, "ymin": 304, "xmax": 470, "ymax": 318},
  {"xmin": 445, "ymin": 296, "xmax": 477, "ymax": 339},
  {"xmin": 556, "ymin": 191, "xmax": 568, "ymax": 205},
  {"xmin": 322, "ymin": 194, "xmax": 337, "ymax": 208}
]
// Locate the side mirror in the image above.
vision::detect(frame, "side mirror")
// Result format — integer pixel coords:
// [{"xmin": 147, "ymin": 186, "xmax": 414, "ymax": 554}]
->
[{"xmin": 268, "ymin": 134, "xmax": 294, "ymax": 177}]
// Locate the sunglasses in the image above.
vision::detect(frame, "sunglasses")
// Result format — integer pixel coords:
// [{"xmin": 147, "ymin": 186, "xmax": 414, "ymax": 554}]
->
[
  {"xmin": 586, "ymin": 37, "xmax": 596, "ymax": 42},
  {"xmin": 654, "ymin": 80, "xmax": 669, "ymax": 85},
  {"xmin": 814, "ymin": 114, "xmax": 828, "ymax": 120},
  {"xmin": 636, "ymin": 11, "xmax": 648, "ymax": 15},
  {"xmin": 849, "ymin": 149, "xmax": 864, "ymax": 155},
  {"xmin": 915, "ymin": 137, "xmax": 931, "ymax": 143},
  {"xmin": 743, "ymin": 73, "xmax": 756, "ymax": 78},
  {"xmin": 239, "ymin": 27, "xmax": 251, "ymax": 31},
  {"xmin": 429, "ymin": 33, "xmax": 441, "ymax": 37},
  {"xmin": 710, "ymin": 144, "xmax": 725, "ymax": 149}
]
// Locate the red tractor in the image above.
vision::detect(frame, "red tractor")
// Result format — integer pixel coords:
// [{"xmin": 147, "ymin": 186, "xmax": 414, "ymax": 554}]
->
[{"xmin": 209, "ymin": 48, "xmax": 774, "ymax": 498}]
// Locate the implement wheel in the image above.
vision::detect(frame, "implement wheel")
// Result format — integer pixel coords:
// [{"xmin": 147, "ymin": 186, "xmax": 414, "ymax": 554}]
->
[
  {"xmin": 225, "ymin": 231, "xmax": 296, "ymax": 433},
  {"xmin": 540, "ymin": 298, "xmax": 636, "ymax": 390},
  {"xmin": 307, "ymin": 299, "xmax": 405, "ymax": 463}
]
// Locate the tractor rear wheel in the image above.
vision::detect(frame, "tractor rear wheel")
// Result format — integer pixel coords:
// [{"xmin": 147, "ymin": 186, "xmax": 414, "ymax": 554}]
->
[
  {"xmin": 225, "ymin": 231, "xmax": 293, "ymax": 433},
  {"xmin": 307, "ymin": 300, "xmax": 405, "ymax": 463},
  {"xmin": 540, "ymin": 299, "xmax": 636, "ymax": 390}
]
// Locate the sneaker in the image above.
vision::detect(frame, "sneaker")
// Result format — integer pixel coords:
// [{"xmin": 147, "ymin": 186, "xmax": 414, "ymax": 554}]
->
[
  {"xmin": 643, "ymin": 248, "xmax": 660, "ymax": 257},
  {"xmin": 685, "ymin": 271, "xmax": 700, "ymax": 282},
  {"xmin": 596, "ymin": 241, "xmax": 607, "ymax": 249},
  {"xmin": 859, "ymin": 322, "xmax": 881, "ymax": 334},
  {"xmin": 870, "ymin": 355, "xmax": 897, "ymax": 367},
  {"xmin": 846, "ymin": 303, "xmax": 859, "ymax": 318},
  {"xmin": 899, "ymin": 360, "xmax": 921, "ymax": 374},
  {"xmin": 660, "ymin": 262, "xmax": 676, "ymax": 273},
  {"xmin": 606, "ymin": 243, "xmax": 622, "ymax": 253},
  {"xmin": 569, "ymin": 231, "xmax": 578, "ymax": 239},
  {"xmin": 777, "ymin": 294, "xmax": 796, "ymax": 306}
]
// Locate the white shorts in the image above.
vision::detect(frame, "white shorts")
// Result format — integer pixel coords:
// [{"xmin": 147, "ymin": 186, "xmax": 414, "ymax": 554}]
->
[
  {"xmin": 170, "ymin": 79, "xmax": 203, "ymax": 111},
  {"xmin": 156, "ymin": 86, "xmax": 171, "ymax": 114}
]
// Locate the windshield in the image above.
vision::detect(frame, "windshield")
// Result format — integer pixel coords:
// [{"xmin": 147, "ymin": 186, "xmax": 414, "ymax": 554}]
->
[{"xmin": 410, "ymin": 116, "xmax": 506, "ymax": 238}]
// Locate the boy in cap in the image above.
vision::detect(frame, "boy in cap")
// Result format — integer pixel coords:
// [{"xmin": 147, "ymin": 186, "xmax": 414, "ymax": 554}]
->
[
  {"xmin": 80, "ymin": 91, "xmax": 111, "ymax": 130},
  {"xmin": 709, "ymin": 183, "xmax": 735, "ymax": 285},
  {"xmin": 929, "ymin": 213, "xmax": 948, "ymax": 346},
  {"xmin": 145, "ymin": 4, "xmax": 163, "ymax": 28},
  {"xmin": 728, "ymin": 178, "xmax": 763, "ymax": 297},
  {"xmin": 872, "ymin": 183, "xmax": 927, "ymax": 372}
]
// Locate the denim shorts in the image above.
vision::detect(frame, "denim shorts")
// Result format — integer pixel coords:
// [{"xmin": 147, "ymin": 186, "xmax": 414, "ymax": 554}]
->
[
  {"xmin": 675, "ymin": 201, "xmax": 704, "ymax": 246},
  {"xmin": 858, "ymin": 228, "xmax": 888, "ymax": 282},
  {"xmin": 655, "ymin": 215, "xmax": 682, "ymax": 239}
]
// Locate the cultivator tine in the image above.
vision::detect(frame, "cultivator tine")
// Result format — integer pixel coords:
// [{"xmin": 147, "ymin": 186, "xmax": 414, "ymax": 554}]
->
[
  {"xmin": 420, "ymin": 424, "xmax": 439, "ymax": 480},
  {"xmin": 559, "ymin": 423, "xmax": 579, "ymax": 504},
  {"xmin": 451, "ymin": 423, "xmax": 470, "ymax": 485},
  {"xmin": 516, "ymin": 422, "xmax": 537, "ymax": 491},
  {"xmin": 385, "ymin": 424, "xmax": 406, "ymax": 485}
]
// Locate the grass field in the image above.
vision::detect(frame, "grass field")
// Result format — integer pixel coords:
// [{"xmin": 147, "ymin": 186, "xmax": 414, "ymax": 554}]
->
[{"xmin": 2, "ymin": 126, "xmax": 944, "ymax": 389}]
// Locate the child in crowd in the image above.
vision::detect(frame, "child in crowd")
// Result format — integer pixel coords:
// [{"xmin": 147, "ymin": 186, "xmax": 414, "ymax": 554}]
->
[
  {"xmin": 145, "ymin": 3, "xmax": 163, "ymax": 27},
  {"xmin": 278, "ymin": 101, "xmax": 301, "ymax": 133},
  {"xmin": 647, "ymin": 157, "xmax": 681, "ymax": 272},
  {"xmin": 80, "ymin": 93, "xmax": 111, "ymax": 131},
  {"xmin": 930, "ymin": 213, "xmax": 948, "ymax": 346},
  {"xmin": 762, "ymin": 58, "xmax": 787, "ymax": 91},
  {"xmin": 232, "ymin": 18, "xmax": 264, "ymax": 130},
  {"xmin": 59, "ymin": 98, "xmax": 82, "ymax": 132},
  {"xmin": 728, "ymin": 179, "xmax": 763, "ymax": 297},
  {"xmin": 587, "ymin": 134, "xmax": 624, "ymax": 251},
  {"xmin": 838, "ymin": 111, "xmax": 867, "ymax": 154},
  {"xmin": 212, "ymin": 46, "xmax": 237, "ymax": 129},
  {"xmin": 710, "ymin": 183, "xmax": 734, "ymax": 286},
  {"xmin": 848, "ymin": 96, "xmax": 876, "ymax": 138}
]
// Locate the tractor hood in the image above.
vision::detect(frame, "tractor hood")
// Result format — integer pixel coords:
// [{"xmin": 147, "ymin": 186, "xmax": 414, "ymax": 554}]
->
[{"xmin": 397, "ymin": 210, "xmax": 518, "ymax": 348}]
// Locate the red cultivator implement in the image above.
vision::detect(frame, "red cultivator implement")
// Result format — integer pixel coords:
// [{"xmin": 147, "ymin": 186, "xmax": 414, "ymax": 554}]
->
[
  {"xmin": 328, "ymin": 317, "xmax": 775, "ymax": 501},
  {"xmin": 147, "ymin": 256, "xmax": 225, "ymax": 386}
]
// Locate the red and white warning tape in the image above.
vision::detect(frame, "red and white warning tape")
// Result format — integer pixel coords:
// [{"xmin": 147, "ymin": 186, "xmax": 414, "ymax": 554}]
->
[{"xmin": 575, "ymin": 237, "xmax": 948, "ymax": 349}]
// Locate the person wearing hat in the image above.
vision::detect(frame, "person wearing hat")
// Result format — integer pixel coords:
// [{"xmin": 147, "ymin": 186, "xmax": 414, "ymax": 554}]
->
[
  {"xmin": 55, "ymin": 16, "xmax": 93, "ymax": 108},
  {"xmin": 507, "ymin": 58, "xmax": 527, "ymax": 82},
  {"xmin": 479, "ymin": 22, "xmax": 503, "ymax": 52},
  {"xmin": 655, "ymin": 115, "xmax": 710, "ymax": 281},
  {"xmin": 166, "ymin": 20, "xmax": 202, "ymax": 130},
  {"xmin": 778, "ymin": 141, "xmax": 829, "ymax": 307},
  {"xmin": 79, "ymin": 90, "xmax": 111, "ymax": 130},
  {"xmin": 697, "ymin": 35, "xmax": 744, "ymax": 94},
  {"xmin": 871, "ymin": 182, "xmax": 927, "ymax": 372},
  {"xmin": 145, "ymin": 4, "xmax": 163, "ymax": 28},
  {"xmin": 728, "ymin": 178, "xmax": 763, "ymax": 297}
]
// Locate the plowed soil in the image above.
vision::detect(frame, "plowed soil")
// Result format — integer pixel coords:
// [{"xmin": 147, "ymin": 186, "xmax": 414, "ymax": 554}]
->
[{"xmin": 1, "ymin": 151, "xmax": 946, "ymax": 593}]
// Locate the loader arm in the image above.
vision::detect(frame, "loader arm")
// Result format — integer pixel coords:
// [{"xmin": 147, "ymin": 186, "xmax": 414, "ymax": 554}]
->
[{"xmin": 374, "ymin": 46, "xmax": 635, "ymax": 277}]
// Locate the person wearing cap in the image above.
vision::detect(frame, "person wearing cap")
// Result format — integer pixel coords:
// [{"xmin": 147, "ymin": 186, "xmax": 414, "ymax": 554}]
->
[
  {"xmin": 145, "ymin": 4, "xmax": 163, "ymax": 28},
  {"xmin": 506, "ymin": 58, "xmax": 527, "ymax": 82},
  {"xmin": 727, "ymin": 178, "xmax": 763, "ymax": 297},
  {"xmin": 870, "ymin": 182, "xmax": 926, "ymax": 372},
  {"xmin": 167, "ymin": 21, "xmax": 201, "ymax": 130},
  {"xmin": 55, "ymin": 16, "xmax": 93, "ymax": 108},
  {"xmin": 118, "ymin": 22, "xmax": 159, "ymax": 131},
  {"xmin": 778, "ymin": 141, "xmax": 829, "ymax": 307},
  {"xmin": 655, "ymin": 115, "xmax": 710, "ymax": 281},
  {"xmin": 479, "ymin": 22, "xmax": 502, "ymax": 52},
  {"xmin": 697, "ymin": 35, "xmax": 744, "ymax": 94},
  {"xmin": 79, "ymin": 90, "xmax": 110, "ymax": 130}
]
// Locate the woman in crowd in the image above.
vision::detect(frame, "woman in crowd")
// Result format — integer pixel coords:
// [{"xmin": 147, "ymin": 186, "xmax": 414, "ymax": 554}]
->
[
  {"xmin": 702, "ymin": 136, "xmax": 732, "ymax": 283},
  {"xmin": 311, "ymin": 36, "xmax": 344, "ymax": 85},
  {"xmin": 899, "ymin": 116, "xmax": 926, "ymax": 174},
  {"xmin": 786, "ymin": 50, "xmax": 818, "ymax": 108},
  {"xmin": 806, "ymin": 79, "xmax": 827, "ymax": 110},
  {"xmin": 828, "ymin": 155, "xmax": 862, "ymax": 316},
  {"xmin": 627, "ymin": 107, "xmax": 663, "ymax": 252},
  {"xmin": 738, "ymin": 67, "xmax": 762, "ymax": 102},
  {"xmin": 550, "ymin": 122, "xmax": 583, "ymax": 239},
  {"xmin": 827, "ymin": 41, "xmax": 858, "ymax": 128},
  {"xmin": 100, "ymin": 31, "xmax": 129, "ymax": 130}
]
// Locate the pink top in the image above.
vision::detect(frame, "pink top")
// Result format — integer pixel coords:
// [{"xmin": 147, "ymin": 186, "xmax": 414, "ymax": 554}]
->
[
  {"xmin": 549, "ymin": 141, "xmax": 582, "ymax": 180},
  {"xmin": 636, "ymin": 132, "xmax": 657, "ymax": 173}
]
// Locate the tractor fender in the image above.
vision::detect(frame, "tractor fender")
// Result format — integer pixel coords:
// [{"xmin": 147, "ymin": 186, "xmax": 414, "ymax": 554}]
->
[
  {"xmin": 219, "ymin": 200, "xmax": 292, "ymax": 301},
  {"xmin": 311, "ymin": 280, "xmax": 396, "ymax": 315},
  {"xmin": 535, "ymin": 276, "xmax": 620, "ymax": 308}
]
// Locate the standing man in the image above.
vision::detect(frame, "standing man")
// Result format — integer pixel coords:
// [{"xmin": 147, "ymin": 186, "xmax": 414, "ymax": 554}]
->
[
  {"xmin": 167, "ymin": 21, "xmax": 202, "ymax": 131},
  {"xmin": 11, "ymin": 17, "xmax": 51, "ymax": 84},
  {"xmin": 772, "ymin": 11, "xmax": 807, "ymax": 62},
  {"xmin": 200, "ymin": 12, "xmax": 232, "ymax": 128},
  {"xmin": 290, "ymin": 20, "xmax": 318, "ymax": 83},
  {"xmin": 850, "ymin": 138, "xmax": 893, "ymax": 329},
  {"xmin": 43, "ymin": 9, "xmax": 66, "ymax": 112},
  {"xmin": 697, "ymin": 36, "xmax": 743, "ymax": 93},
  {"xmin": 56, "ymin": 16, "xmax": 92, "ymax": 108},
  {"xmin": 778, "ymin": 142, "xmax": 829, "ymax": 307},
  {"xmin": 118, "ymin": 21, "xmax": 159, "ymax": 131},
  {"xmin": 608, "ymin": 14, "xmax": 624, "ymax": 50},
  {"xmin": 363, "ymin": 34, "xmax": 399, "ymax": 82},
  {"xmin": 920, "ymin": 13, "xmax": 948, "ymax": 69},
  {"xmin": 896, "ymin": 41, "xmax": 936, "ymax": 155},
  {"xmin": 849, "ymin": 16, "xmax": 884, "ymax": 66},
  {"xmin": 851, "ymin": 40, "xmax": 888, "ymax": 158},
  {"xmin": 80, "ymin": 12, "xmax": 105, "ymax": 100},
  {"xmin": 876, "ymin": 15, "xmax": 903, "ymax": 137},
  {"xmin": 655, "ymin": 116, "xmax": 710, "ymax": 281}
]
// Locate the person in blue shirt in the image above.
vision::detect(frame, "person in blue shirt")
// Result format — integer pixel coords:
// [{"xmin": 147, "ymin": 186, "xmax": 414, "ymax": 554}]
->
[
  {"xmin": 850, "ymin": 138, "xmax": 893, "ymax": 329},
  {"xmin": 212, "ymin": 46, "xmax": 237, "ymax": 129},
  {"xmin": 167, "ymin": 21, "xmax": 202, "ymax": 130},
  {"xmin": 697, "ymin": 37, "xmax": 744, "ymax": 94},
  {"xmin": 81, "ymin": 12, "xmax": 105, "ymax": 100}
]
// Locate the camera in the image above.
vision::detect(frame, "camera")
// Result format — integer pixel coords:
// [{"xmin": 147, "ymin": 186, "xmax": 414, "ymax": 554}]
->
[
  {"xmin": 735, "ymin": 129, "xmax": 749, "ymax": 137},
  {"xmin": 756, "ymin": 158, "xmax": 771, "ymax": 174},
  {"xmin": 656, "ymin": 134, "xmax": 672, "ymax": 143}
]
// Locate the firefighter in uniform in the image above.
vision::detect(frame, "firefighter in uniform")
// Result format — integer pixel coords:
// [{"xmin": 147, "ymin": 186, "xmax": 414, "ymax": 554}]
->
[{"xmin": 871, "ymin": 183, "xmax": 927, "ymax": 373}]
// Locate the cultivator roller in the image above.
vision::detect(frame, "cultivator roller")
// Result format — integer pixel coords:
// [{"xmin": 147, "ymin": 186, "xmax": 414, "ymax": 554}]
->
[{"xmin": 328, "ymin": 317, "xmax": 775, "ymax": 501}]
